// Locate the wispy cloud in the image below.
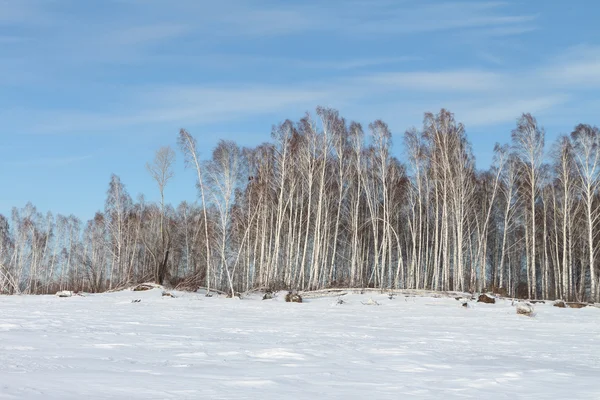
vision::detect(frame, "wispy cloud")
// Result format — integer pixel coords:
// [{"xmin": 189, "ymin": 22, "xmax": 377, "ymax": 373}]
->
[
  {"xmin": 342, "ymin": 1, "xmax": 537, "ymax": 35},
  {"xmin": 477, "ymin": 52, "xmax": 506, "ymax": 65},
  {"xmin": 101, "ymin": 23, "xmax": 191, "ymax": 47},
  {"xmin": 22, "ymin": 85, "xmax": 331, "ymax": 134},
  {"xmin": 0, "ymin": 0, "xmax": 51, "ymax": 25},
  {"xmin": 190, "ymin": 55, "xmax": 420, "ymax": 71},
  {"xmin": 542, "ymin": 45, "xmax": 600, "ymax": 88},
  {"xmin": 219, "ymin": 9, "xmax": 316, "ymax": 36},
  {"xmin": 10, "ymin": 62, "xmax": 571, "ymax": 136},
  {"xmin": 361, "ymin": 70, "xmax": 504, "ymax": 92},
  {"xmin": 0, "ymin": 0, "xmax": 591, "ymax": 137},
  {"xmin": 10, "ymin": 41, "xmax": 597, "ymax": 135},
  {"xmin": 455, "ymin": 95, "xmax": 570, "ymax": 126},
  {"xmin": 6, "ymin": 154, "xmax": 93, "ymax": 168},
  {"xmin": 267, "ymin": 56, "xmax": 420, "ymax": 71},
  {"xmin": 477, "ymin": 25, "xmax": 538, "ymax": 37},
  {"xmin": 320, "ymin": 57, "xmax": 420, "ymax": 70},
  {"xmin": 0, "ymin": 0, "xmax": 539, "ymax": 78},
  {"xmin": 0, "ymin": 35, "xmax": 29, "ymax": 43}
]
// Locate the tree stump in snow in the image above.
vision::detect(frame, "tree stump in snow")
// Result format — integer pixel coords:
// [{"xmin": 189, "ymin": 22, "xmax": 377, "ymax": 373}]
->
[
  {"xmin": 133, "ymin": 283, "xmax": 155, "ymax": 291},
  {"xmin": 361, "ymin": 298, "xmax": 380, "ymax": 306},
  {"xmin": 285, "ymin": 290, "xmax": 302, "ymax": 303},
  {"xmin": 567, "ymin": 302, "xmax": 588, "ymax": 309},
  {"xmin": 553, "ymin": 300, "xmax": 567, "ymax": 308},
  {"xmin": 262, "ymin": 291, "xmax": 274, "ymax": 300},
  {"xmin": 516, "ymin": 302, "xmax": 535, "ymax": 317},
  {"xmin": 477, "ymin": 294, "xmax": 496, "ymax": 304}
]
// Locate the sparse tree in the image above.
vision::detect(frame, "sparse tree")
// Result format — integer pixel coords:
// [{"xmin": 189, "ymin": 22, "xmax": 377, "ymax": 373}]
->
[{"xmin": 145, "ymin": 146, "xmax": 176, "ymax": 285}]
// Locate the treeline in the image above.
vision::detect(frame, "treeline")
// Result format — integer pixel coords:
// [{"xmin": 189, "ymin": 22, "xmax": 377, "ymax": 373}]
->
[{"xmin": 1, "ymin": 108, "xmax": 599, "ymax": 302}]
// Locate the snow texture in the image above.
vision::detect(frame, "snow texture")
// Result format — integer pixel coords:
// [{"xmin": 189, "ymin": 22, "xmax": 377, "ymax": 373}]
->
[{"xmin": 1, "ymin": 289, "xmax": 599, "ymax": 399}]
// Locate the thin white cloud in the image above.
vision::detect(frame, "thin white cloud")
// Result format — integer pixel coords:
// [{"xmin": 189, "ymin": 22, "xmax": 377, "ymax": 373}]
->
[
  {"xmin": 477, "ymin": 52, "xmax": 505, "ymax": 65},
  {"xmin": 219, "ymin": 9, "xmax": 315, "ymax": 36},
  {"xmin": 0, "ymin": 0, "xmax": 49, "ymax": 25},
  {"xmin": 23, "ymin": 85, "xmax": 331, "ymax": 134},
  {"xmin": 0, "ymin": 0, "xmax": 539, "ymax": 75},
  {"xmin": 542, "ymin": 46, "xmax": 600, "ymax": 87},
  {"xmin": 295, "ymin": 57, "xmax": 421, "ymax": 70},
  {"xmin": 1, "ymin": 0, "xmax": 538, "ymax": 41},
  {"xmin": 456, "ymin": 95, "xmax": 570, "ymax": 127},
  {"xmin": 0, "ymin": 0, "xmax": 592, "ymax": 137},
  {"xmin": 101, "ymin": 23, "xmax": 192, "ymax": 47},
  {"xmin": 476, "ymin": 25, "xmax": 538, "ymax": 37},
  {"xmin": 0, "ymin": 36, "xmax": 28, "ymax": 43},
  {"xmin": 347, "ymin": 2, "xmax": 537, "ymax": 35},
  {"xmin": 6, "ymin": 155, "xmax": 93, "ymax": 168},
  {"xmin": 11, "ymin": 45, "xmax": 596, "ymax": 135},
  {"xmin": 361, "ymin": 70, "xmax": 505, "ymax": 92},
  {"xmin": 160, "ymin": 54, "xmax": 420, "ymax": 71}
]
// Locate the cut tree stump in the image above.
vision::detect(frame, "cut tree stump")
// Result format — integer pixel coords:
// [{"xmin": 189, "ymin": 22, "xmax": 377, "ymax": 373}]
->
[
  {"xmin": 285, "ymin": 290, "xmax": 302, "ymax": 303},
  {"xmin": 477, "ymin": 294, "xmax": 496, "ymax": 304},
  {"xmin": 262, "ymin": 292, "xmax": 274, "ymax": 300},
  {"xmin": 516, "ymin": 302, "xmax": 535, "ymax": 317},
  {"xmin": 567, "ymin": 302, "xmax": 588, "ymax": 309},
  {"xmin": 132, "ymin": 283, "xmax": 159, "ymax": 292},
  {"xmin": 361, "ymin": 298, "xmax": 380, "ymax": 306}
]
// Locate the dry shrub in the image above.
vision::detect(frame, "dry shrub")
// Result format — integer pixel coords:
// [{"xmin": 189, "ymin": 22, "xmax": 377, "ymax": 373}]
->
[
  {"xmin": 168, "ymin": 276, "xmax": 185, "ymax": 288},
  {"xmin": 487, "ymin": 285, "xmax": 508, "ymax": 298},
  {"xmin": 515, "ymin": 283, "xmax": 529, "ymax": 299},
  {"xmin": 329, "ymin": 278, "xmax": 350, "ymax": 288},
  {"xmin": 174, "ymin": 272, "xmax": 205, "ymax": 292}
]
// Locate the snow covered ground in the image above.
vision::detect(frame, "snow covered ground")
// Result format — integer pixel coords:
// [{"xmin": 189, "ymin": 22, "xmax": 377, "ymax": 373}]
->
[{"xmin": 1, "ymin": 289, "xmax": 599, "ymax": 399}]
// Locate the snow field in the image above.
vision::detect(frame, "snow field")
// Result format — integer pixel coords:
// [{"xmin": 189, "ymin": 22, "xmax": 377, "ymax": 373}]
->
[{"xmin": 1, "ymin": 290, "xmax": 599, "ymax": 399}]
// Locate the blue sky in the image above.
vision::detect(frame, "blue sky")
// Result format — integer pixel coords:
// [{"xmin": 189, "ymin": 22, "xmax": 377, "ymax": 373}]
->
[{"xmin": 1, "ymin": 0, "xmax": 599, "ymax": 220}]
